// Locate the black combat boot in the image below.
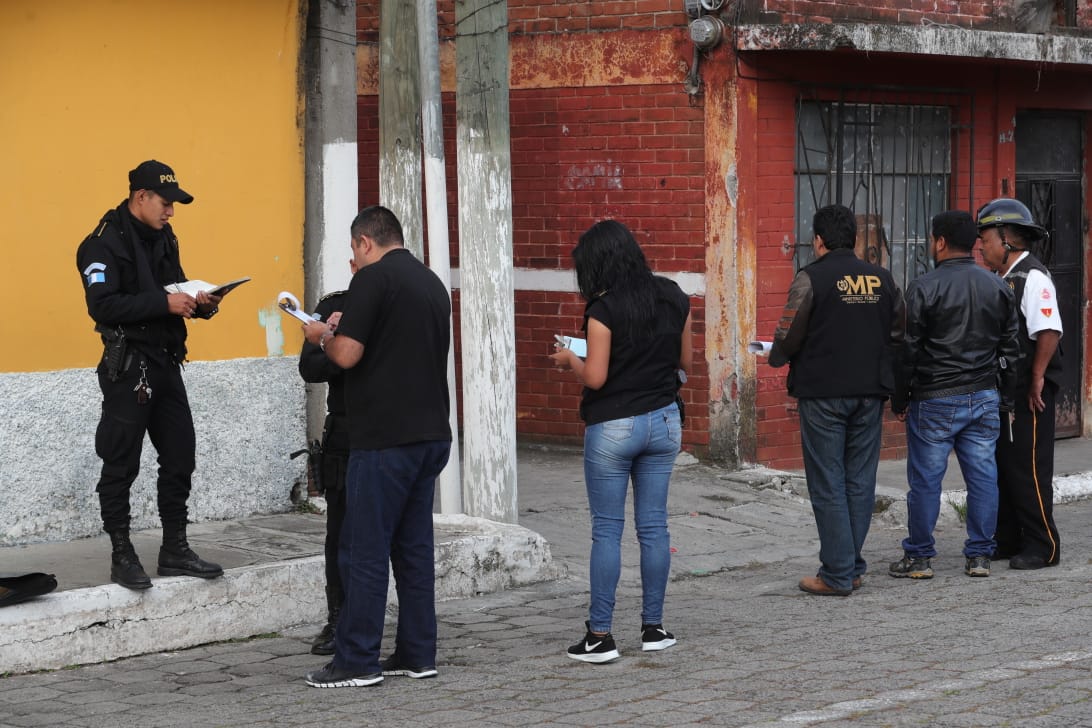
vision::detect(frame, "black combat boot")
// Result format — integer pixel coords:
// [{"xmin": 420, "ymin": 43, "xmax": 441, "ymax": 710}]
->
[
  {"xmin": 158, "ymin": 522, "xmax": 224, "ymax": 579},
  {"xmin": 109, "ymin": 530, "xmax": 152, "ymax": 590},
  {"xmin": 311, "ymin": 605, "xmax": 340, "ymax": 655}
]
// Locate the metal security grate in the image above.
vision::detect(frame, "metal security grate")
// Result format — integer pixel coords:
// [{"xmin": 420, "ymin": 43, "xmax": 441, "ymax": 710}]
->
[
  {"xmin": 793, "ymin": 86, "xmax": 975, "ymax": 291},
  {"xmin": 1025, "ymin": 180, "xmax": 1057, "ymax": 265}
]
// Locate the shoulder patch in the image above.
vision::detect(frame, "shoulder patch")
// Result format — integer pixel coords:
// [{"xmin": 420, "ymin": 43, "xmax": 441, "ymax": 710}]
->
[
  {"xmin": 319, "ymin": 290, "xmax": 348, "ymax": 302},
  {"xmin": 83, "ymin": 262, "xmax": 107, "ymax": 286}
]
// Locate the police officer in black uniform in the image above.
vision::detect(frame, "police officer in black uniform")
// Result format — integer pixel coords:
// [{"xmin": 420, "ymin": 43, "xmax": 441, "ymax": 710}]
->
[
  {"xmin": 977, "ymin": 198, "xmax": 1064, "ymax": 569},
  {"xmin": 76, "ymin": 160, "xmax": 225, "ymax": 590},
  {"xmin": 298, "ymin": 282, "xmax": 352, "ymax": 654}
]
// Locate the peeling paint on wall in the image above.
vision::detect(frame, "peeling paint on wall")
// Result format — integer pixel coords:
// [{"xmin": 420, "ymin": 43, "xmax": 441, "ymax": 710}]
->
[
  {"xmin": 258, "ymin": 306, "xmax": 286, "ymax": 357},
  {"xmin": 734, "ymin": 23, "xmax": 1092, "ymax": 67},
  {"xmin": 564, "ymin": 162, "xmax": 624, "ymax": 191}
]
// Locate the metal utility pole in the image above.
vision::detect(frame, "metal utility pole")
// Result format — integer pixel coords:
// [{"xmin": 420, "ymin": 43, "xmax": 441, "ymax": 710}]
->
[
  {"xmin": 417, "ymin": 0, "xmax": 462, "ymax": 513},
  {"xmin": 379, "ymin": 0, "xmax": 424, "ymax": 257},
  {"xmin": 454, "ymin": 0, "xmax": 517, "ymax": 523}
]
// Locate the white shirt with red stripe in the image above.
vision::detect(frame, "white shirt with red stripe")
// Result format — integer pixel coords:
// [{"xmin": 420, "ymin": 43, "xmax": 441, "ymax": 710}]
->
[{"xmin": 1005, "ymin": 251, "xmax": 1063, "ymax": 340}]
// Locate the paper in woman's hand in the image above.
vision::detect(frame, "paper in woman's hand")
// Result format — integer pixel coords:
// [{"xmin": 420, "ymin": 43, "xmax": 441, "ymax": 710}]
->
[
  {"xmin": 554, "ymin": 335, "xmax": 588, "ymax": 358},
  {"xmin": 748, "ymin": 340, "xmax": 772, "ymax": 356}
]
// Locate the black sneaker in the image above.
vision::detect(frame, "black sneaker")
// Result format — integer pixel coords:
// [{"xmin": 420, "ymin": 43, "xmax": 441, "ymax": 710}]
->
[
  {"xmin": 304, "ymin": 662, "xmax": 383, "ymax": 688},
  {"xmin": 380, "ymin": 654, "xmax": 438, "ymax": 679},
  {"xmin": 888, "ymin": 554, "xmax": 933, "ymax": 579},
  {"xmin": 640, "ymin": 624, "xmax": 676, "ymax": 652},
  {"xmin": 566, "ymin": 621, "xmax": 620, "ymax": 664},
  {"xmin": 964, "ymin": 555, "xmax": 990, "ymax": 577}
]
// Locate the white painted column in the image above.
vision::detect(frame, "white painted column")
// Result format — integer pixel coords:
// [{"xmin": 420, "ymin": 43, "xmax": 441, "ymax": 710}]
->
[
  {"xmin": 418, "ymin": 0, "xmax": 462, "ymax": 513},
  {"xmin": 454, "ymin": 0, "xmax": 517, "ymax": 523}
]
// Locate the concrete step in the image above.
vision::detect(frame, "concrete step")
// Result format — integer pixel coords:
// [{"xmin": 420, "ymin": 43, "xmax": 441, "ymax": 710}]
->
[{"xmin": 0, "ymin": 514, "xmax": 558, "ymax": 674}]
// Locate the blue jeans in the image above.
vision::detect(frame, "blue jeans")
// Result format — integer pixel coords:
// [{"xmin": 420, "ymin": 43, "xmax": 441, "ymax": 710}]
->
[
  {"xmin": 902, "ymin": 390, "xmax": 1000, "ymax": 559},
  {"xmin": 334, "ymin": 441, "xmax": 450, "ymax": 673},
  {"xmin": 583, "ymin": 403, "xmax": 681, "ymax": 634},
  {"xmin": 798, "ymin": 397, "xmax": 884, "ymax": 592}
]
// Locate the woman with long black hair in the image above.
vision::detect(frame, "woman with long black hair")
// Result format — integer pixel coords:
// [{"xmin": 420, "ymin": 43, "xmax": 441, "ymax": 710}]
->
[{"xmin": 550, "ymin": 219, "xmax": 692, "ymax": 663}]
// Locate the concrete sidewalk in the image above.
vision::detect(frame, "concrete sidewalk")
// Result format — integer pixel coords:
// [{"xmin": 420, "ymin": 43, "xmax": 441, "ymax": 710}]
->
[{"xmin": 1, "ymin": 438, "xmax": 1089, "ymax": 675}]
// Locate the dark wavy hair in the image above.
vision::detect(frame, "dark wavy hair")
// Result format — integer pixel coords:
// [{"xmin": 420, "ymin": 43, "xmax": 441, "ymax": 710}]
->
[{"xmin": 572, "ymin": 220, "xmax": 657, "ymax": 341}]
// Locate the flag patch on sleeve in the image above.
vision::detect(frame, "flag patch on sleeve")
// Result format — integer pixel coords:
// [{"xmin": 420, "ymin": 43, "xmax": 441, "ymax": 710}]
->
[{"xmin": 83, "ymin": 262, "xmax": 106, "ymax": 286}]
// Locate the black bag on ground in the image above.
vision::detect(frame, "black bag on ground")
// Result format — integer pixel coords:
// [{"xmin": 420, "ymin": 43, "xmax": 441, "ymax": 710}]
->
[{"xmin": 0, "ymin": 572, "xmax": 58, "ymax": 607}]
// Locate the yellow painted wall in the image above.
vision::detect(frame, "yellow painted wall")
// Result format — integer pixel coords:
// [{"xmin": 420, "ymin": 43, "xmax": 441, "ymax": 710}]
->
[{"xmin": 0, "ymin": 0, "xmax": 306, "ymax": 372}]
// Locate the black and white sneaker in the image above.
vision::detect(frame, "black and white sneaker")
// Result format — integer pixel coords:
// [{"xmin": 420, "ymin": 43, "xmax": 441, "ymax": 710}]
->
[
  {"xmin": 380, "ymin": 654, "xmax": 438, "ymax": 679},
  {"xmin": 566, "ymin": 621, "xmax": 620, "ymax": 663},
  {"xmin": 304, "ymin": 662, "xmax": 383, "ymax": 688},
  {"xmin": 640, "ymin": 624, "xmax": 677, "ymax": 652}
]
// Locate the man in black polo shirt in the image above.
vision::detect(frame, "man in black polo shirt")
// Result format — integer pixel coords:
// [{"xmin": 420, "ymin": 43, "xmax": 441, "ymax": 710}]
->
[
  {"xmin": 301, "ymin": 206, "xmax": 452, "ymax": 688},
  {"xmin": 769, "ymin": 204, "xmax": 903, "ymax": 596}
]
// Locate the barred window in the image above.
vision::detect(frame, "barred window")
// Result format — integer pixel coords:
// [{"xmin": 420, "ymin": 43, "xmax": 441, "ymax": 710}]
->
[{"xmin": 794, "ymin": 93, "xmax": 970, "ymax": 291}]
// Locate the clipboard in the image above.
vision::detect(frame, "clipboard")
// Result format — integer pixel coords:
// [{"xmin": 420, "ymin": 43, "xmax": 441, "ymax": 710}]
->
[{"xmin": 277, "ymin": 291, "xmax": 321, "ymax": 323}]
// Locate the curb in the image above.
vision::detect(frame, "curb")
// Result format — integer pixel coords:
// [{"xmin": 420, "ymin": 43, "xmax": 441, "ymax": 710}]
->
[{"xmin": 0, "ymin": 516, "xmax": 557, "ymax": 674}]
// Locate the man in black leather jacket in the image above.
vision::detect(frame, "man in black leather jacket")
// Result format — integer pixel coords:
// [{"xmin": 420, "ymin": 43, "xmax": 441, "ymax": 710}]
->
[{"xmin": 889, "ymin": 211, "xmax": 1020, "ymax": 581}]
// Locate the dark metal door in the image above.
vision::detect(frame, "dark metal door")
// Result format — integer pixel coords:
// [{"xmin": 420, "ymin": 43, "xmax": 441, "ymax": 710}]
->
[{"xmin": 1015, "ymin": 112, "xmax": 1084, "ymax": 438}]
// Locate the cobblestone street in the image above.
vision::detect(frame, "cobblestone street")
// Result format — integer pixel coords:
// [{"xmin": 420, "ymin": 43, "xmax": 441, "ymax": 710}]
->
[{"xmin": 3, "ymin": 492, "xmax": 1089, "ymax": 728}]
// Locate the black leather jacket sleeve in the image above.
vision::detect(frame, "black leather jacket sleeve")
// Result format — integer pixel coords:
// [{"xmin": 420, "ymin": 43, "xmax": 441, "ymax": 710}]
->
[{"xmin": 769, "ymin": 270, "xmax": 813, "ymax": 368}]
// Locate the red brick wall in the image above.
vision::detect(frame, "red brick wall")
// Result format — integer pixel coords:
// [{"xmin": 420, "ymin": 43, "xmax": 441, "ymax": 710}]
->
[
  {"xmin": 357, "ymin": 95, "xmax": 379, "ymax": 209},
  {"xmin": 358, "ymin": 1, "xmax": 686, "ymax": 36},
  {"xmin": 507, "ymin": 0, "xmax": 685, "ymax": 33},
  {"xmin": 360, "ymin": 1, "xmax": 1092, "ymax": 35},
  {"xmin": 509, "ymin": 84, "xmax": 708, "ymax": 451},
  {"xmin": 357, "ymin": 79, "xmax": 710, "ymax": 452},
  {"xmin": 746, "ymin": 53, "xmax": 1009, "ymax": 468},
  {"xmin": 357, "ymin": 2, "xmax": 1092, "ymax": 468}
]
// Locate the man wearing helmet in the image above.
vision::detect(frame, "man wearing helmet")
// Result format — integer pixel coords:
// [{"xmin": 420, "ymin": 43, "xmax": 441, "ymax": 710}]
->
[{"xmin": 977, "ymin": 198, "xmax": 1063, "ymax": 570}]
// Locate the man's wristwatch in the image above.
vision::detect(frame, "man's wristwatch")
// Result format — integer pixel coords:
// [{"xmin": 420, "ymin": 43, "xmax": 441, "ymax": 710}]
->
[{"xmin": 319, "ymin": 331, "xmax": 334, "ymax": 352}]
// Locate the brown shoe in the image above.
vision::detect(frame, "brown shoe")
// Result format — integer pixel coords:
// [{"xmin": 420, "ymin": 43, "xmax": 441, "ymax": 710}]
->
[
  {"xmin": 852, "ymin": 576, "xmax": 862, "ymax": 590},
  {"xmin": 798, "ymin": 575, "xmax": 852, "ymax": 597}
]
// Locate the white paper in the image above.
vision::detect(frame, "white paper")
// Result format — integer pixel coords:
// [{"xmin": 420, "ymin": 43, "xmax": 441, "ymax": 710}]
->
[
  {"xmin": 277, "ymin": 291, "xmax": 321, "ymax": 323},
  {"xmin": 165, "ymin": 277, "xmax": 250, "ymax": 297},
  {"xmin": 748, "ymin": 340, "xmax": 772, "ymax": 356}
]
